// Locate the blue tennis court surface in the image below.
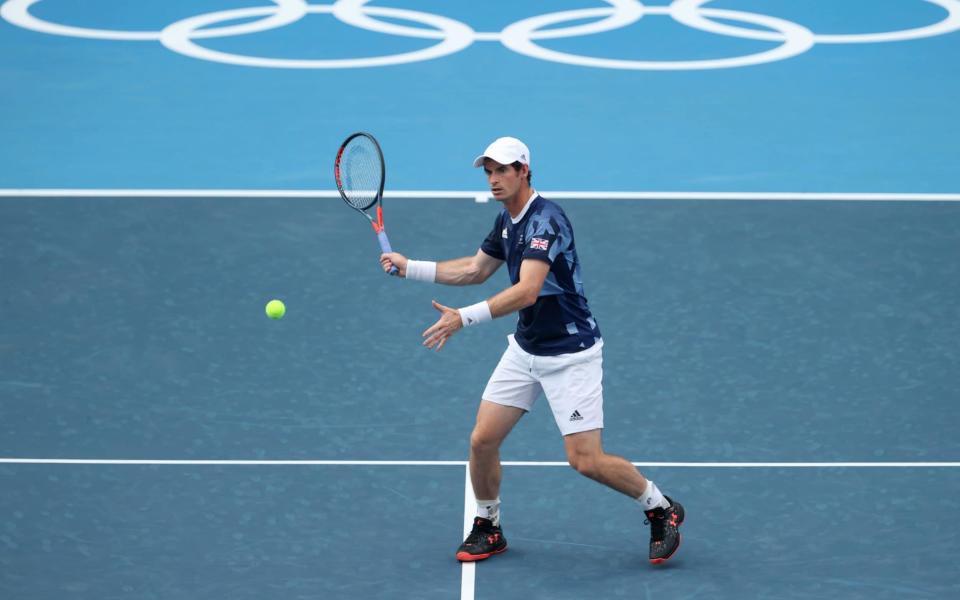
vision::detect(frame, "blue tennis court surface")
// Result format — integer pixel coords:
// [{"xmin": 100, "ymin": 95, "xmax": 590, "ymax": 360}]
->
[{"xmin": 2, "ymin": 2, "xmax": 960, "ymax": 598}]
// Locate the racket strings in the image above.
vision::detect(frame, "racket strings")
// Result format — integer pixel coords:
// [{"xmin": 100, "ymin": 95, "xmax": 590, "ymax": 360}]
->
[{"xmin": 339, "ymin": 138, "xmax": 382, "ymax": 210}]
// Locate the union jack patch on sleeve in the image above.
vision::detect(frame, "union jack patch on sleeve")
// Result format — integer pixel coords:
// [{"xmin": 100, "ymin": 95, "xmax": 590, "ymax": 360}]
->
[{"xmin": 530, "ymin": 237, "xmax": 549, "ymax": 250}]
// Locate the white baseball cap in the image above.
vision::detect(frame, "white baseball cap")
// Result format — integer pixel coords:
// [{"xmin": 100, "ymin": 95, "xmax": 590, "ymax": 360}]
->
[{"xmin": 472, "ymin": 137, "xmax": 530, "ymax": 168}]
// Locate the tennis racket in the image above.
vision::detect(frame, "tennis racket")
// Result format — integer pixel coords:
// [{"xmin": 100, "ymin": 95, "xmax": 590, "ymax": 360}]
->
[{"xmin": 334, "ymin": 132, "xmax": 398, "ymax": 275}]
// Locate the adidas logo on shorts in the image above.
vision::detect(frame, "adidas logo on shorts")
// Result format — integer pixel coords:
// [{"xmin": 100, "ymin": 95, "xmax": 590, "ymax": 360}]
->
[{"xmin": 569, "ymin": 410, "xmax": 583, "ymax": 422}]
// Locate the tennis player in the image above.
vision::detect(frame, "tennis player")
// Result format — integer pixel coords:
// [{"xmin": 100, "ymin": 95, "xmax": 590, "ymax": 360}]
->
[{"xmin": 380, "ymin": 137, "xmax": 684, "ymax": 565}]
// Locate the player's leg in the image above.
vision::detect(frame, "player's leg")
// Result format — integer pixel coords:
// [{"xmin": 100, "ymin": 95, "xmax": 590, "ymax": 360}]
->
[
  {"xmin": 539, "ymin": 343, "xmax": 684, "ymax": 565},
  {"xmin": 457, "ymin": 401, "xmax": 524, "ymax": 562},
  {"xmin": 562, "ymin": 430, "xmax": 684, "ymax": 564},
  {"xmin": 563, "ymin": 430, "xmax": 672, "ymax": 511},
  {"xmin": 458, "ymin": 338, "xmax": 540, "ymax": 562},
  {"xmin": 469, "ymin": 400, "xmax": 526, "ymax": 502},
  {"xmin": 563, "ymin": 429, "xmax": 646, "ymax": 496}
]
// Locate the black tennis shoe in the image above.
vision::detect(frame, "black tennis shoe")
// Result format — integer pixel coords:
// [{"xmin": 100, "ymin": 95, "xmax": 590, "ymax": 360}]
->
[
  {"xmin": 456, "ymin": 517, "xmax": 507, "ymax": 562},
  {"xmin": 644, "ymin": 496, "xmax": 684, "ymax": 564}
]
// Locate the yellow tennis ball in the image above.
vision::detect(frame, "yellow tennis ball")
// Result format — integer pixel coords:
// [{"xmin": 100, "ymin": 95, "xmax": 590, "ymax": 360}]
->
[{"xmin": 265, "ymin": 299, "xmax": 286, "ymax": 320}]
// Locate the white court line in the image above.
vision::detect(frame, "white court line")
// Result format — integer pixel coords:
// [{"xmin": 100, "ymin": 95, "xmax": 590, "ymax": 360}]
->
[
  {"xmin": 1, "ymin": 189, "xmax": 960, "ymax": 202},
  {"xmin": 461, "ymin": 464, "xmax": 476, "ymax": 600},
  {"xmin": 1, "ymin": 458, "xmax": 958, "ymax": 467}
]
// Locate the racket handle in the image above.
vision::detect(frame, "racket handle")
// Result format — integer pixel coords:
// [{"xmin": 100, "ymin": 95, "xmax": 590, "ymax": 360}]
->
[{"xmin": 377, "ymin": 230, "xmax": 399, "ymax": 276}]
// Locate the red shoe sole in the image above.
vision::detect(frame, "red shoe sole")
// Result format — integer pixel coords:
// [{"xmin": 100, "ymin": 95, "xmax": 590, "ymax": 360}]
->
[{"xmin": 456, "ymin": 545, "xmax": 508, "ymax": 562}]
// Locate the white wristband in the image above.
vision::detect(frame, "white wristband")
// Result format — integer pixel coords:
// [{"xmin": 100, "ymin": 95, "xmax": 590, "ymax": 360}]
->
[
  {"xmin": 459, "ymin": 301, "xmax": 493, "ymax": 327},
  {"xmin": 405, "ymin": 260, "xmax": 437, "ymax": 283}
]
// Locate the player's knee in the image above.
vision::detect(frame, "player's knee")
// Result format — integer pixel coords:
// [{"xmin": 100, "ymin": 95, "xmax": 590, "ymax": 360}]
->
[
  {"xmin": 469, "ymin": 428, "xmax": 500, "ymax": 456},
  {"xmin": 567, "ymin": 450, "xmax": 599, "ymax": 479}
]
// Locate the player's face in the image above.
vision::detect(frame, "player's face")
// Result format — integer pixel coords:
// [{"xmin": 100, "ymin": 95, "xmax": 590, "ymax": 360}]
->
[{"xmin": 483, "ymin": 158, "xmax": 526, "ymax": 202}]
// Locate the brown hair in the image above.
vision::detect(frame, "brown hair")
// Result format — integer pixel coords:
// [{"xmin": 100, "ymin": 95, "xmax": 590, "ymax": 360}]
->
[{"xmin": 511, "ymin": 161, "xmax": 532, "ymax": 184}]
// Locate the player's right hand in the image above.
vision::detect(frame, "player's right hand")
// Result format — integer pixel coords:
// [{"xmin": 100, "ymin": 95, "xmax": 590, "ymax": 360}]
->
[{"xmin": 380, "ymin": 252, "xmax": 408, "ymax": 277}]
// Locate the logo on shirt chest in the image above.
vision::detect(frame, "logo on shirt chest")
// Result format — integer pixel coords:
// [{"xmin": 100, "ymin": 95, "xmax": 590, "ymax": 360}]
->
[{"xmin": 503, "ymin": 228, "xmax": 524, "ymax": 250}]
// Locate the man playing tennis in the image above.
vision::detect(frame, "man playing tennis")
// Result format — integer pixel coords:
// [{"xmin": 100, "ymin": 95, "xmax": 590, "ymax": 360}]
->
[{"xmin": 379, "ymin": 137, "xmax": 684, "ymax": 565}]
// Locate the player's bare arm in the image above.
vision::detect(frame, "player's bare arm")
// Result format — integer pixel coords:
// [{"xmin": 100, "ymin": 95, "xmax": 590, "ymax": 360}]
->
[
  {"xmin": 422, "ymin": 259, "xmax": 551, "ymax": 351},
  {"xmin": 436, "ymin": 250, "xmax": 502, "ymax": 285},
  {"xmin": 380, "ymin": 249, "xmax": 501, "ymax": 284}
]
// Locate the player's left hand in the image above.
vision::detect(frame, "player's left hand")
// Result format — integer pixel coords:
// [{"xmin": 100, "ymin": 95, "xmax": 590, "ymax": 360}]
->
[{"xmin": 422, "ymin": 300, "xmax": 463, "ymax": 351}]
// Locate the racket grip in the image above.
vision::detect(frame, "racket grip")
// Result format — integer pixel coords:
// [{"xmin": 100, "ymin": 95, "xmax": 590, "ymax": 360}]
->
[{"xmin": 377, "ymin": 230, "xmax": 399, "ymax": 276}]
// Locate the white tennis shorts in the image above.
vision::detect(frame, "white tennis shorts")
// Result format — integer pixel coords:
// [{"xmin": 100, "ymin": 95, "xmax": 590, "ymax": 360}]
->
[{"xmin": 482, "ymin": 334, "xmax": 604, "ymax": 436}]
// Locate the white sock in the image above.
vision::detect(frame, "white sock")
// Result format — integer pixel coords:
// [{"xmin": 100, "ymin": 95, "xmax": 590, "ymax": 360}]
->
[
  {"xmin": 476, "ymin": 498, "xmax": 501, "ymax": 526},
  {"xmin": 635, "ymin": 480, "xmax": 670, "ymax": 511}
]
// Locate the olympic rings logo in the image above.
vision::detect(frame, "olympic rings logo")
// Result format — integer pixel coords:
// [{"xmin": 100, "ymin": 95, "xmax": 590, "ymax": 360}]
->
[{"xmin": 3, "ymin": 0, "xmax": 960, "ymax": 70}]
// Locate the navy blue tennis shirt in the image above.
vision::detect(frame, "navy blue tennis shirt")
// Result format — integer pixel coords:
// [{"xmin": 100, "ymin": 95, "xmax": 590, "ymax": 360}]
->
[{"xmin": 480, "ymin": 194, "xmax": 601, "ymax": 356}]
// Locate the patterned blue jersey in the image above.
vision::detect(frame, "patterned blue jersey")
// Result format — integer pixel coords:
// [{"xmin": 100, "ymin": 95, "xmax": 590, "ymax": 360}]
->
[{"xmin": 480, "ymin": 194, "xmax": 601, "ymax": 356}]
